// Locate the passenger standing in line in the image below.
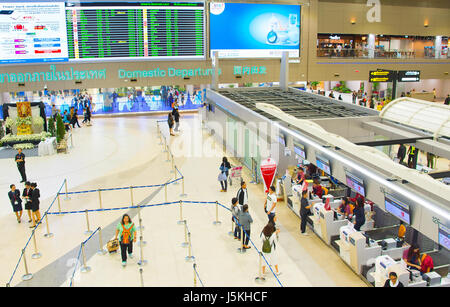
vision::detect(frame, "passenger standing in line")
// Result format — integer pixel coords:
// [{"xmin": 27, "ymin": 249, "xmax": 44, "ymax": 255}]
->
[
  {"xmin": 239, "ymin": 205, "xmax": 253, "ymax": 249},
  {"xmin": 22, "ymin": 181, "xmax": 33, "ymax": 223},
  {"xmin": 15, "ymin": 148, "xmax": 27, "ymax": 183},
  {"xmin": 8, "ymin": 184, "xmax": 23, "ymax": 223},
  {"xmin": 264, "ymin": 186, "xmax": 277, "ymax": 226},
  {"xmin": 30, "ymin": 182, "xmax": 41, "ymax": 228},
  {"xmin": 353, "ymin": 197, "xmax": 366, "ymax": 231},
  {"xmin": 236, "ymin": 181, "xmax": 248, "ymax": 207},
  {"xmin": 168, "ymin": 113, "xmax": 175, "ymax": 136},
  {"xmin": 260, "ymin": 223, "xmax": 281, "ymax": 276},
  {"xmin": 299, "ymin": 190, "xmax": 312, "ymax": 235},
  {"xmin": 231, "ymin": 197, "xmax": 241, "ymax": 240},
  {"xmin": 114, "ymin": 214, "xmax": 137, "ymax": 267},
  {"xmin": 397, "ymin": 143, "xmax": 406, "ymax": 165},
  {"xmin": 219, "ymin": 157, "xmax": 231, "ymax": 192}
]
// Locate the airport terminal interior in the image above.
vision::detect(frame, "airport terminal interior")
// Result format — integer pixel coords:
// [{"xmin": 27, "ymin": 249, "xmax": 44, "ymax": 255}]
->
[{"xmin": 0, "ymin": 0, "xmax": 449, "ymax": 288}]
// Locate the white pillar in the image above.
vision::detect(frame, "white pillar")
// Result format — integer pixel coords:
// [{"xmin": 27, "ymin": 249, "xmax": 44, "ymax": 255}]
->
[
  {"xmin": 368, "ymin": 34, "xmax": 376, "ymax": 58},
  {"xmin": 186, "ymin": 85, "xmax": 194, "ymax": 96},
  {"xmin": 103, "ymin": 88, "xmax": 114, "ymax": 108},
  {"xmin": 211, "ymin": 51, "xmax": 219, "ymax": 90},
  {"xmin": 280, "ymin": 51, "xmax": 289, "ymax": 91},
  {"xmin": 435, "ymin": 36, "xmax": 442, "ymax": 59}
]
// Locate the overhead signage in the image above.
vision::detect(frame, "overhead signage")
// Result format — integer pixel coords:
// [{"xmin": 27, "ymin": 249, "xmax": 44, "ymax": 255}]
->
[
  {"xmin": 369, "ymin": 69, "xmax": 395, "ymax": 82},
  {"xmin": 260, "ymin": 158, "xmax": 277, "ymax": 194},
  {"xmin": 397, "ymin": 70, "xmax": 420, "ymax": 82}
]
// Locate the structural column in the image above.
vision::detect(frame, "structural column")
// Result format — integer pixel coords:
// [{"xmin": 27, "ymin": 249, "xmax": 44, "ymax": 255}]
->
[
  {"xmin": 434, "ymin": 36, "xmax": 442, "ymax": 59},
  {"xmin": 367, "ymin": 34, "xmax": 376, "ymax": 59},
  {"xmin": 280, "ymin": 51, "xmax": 289, "ymax": 91},
  {"xmin": 211, "ymin": 51, "xmax": 219, "ymax": 90}
]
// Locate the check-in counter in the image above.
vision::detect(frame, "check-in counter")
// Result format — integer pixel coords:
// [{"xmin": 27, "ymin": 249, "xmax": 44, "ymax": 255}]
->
[{"xmin": 317, "ymin": 206, "xmax": 348, "ymax": 245}]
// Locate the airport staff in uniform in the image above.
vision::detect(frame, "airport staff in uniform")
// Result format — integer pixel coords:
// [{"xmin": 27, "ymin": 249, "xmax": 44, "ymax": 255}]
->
[
  {"xmin": 299, "ymin": 190, "xmax": 312, "ymax": 236},
  {"xmin": 15, "ymin": 148, "xmax": 27, "ymax": 183}
]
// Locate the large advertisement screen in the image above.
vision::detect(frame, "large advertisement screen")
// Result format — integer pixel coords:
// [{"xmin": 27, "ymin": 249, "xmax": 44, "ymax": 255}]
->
[
  {"xmin": 345, "ymin": 171, "xmax": 366, "ymax": 197},
  {"xmin": 385, "ymin": 195, "xmax": 411, "ymax": 224},
  {"xmin": 0, "ymin": 2, "xmax": 69, "ymax": 64},
  {"xmin": 209, "ymin": 2, "xmax": 300, "ymax": 58},
  {"xmin": 438, "ymin": 224, "xmax": 449, "ymax": 250},
  {"xmin": 67, "ymin": 2, "xmax": 205, "ymax": 61},
  {"xmin": 316, "ymin": 155, "xmax": 331, "ymax": 175}
]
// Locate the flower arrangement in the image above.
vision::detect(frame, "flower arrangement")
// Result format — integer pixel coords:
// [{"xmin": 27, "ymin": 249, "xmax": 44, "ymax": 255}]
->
[
  {"xmin": 13, "ymin": 143, "xmax": 35, "ymax": 150},
  {"xmin": 0, "ymin": 131, "xmax": 50, "ymax": 146},
  {"xmin": 32, "ymin": 116, "xmax": 45, "ymax": 127},
  {"xmin": 16, "ymin": 116, "xmax": 33, "ymax": 126}
]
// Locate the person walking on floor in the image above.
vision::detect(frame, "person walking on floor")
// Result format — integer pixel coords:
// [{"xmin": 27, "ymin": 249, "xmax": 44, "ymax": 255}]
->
[
  {"xmin": 299, "ymin": 190, "xmax": 312, "ymax": 236},
  {"xmin": 114, "ymin": 214, "xmax": 136, "ymax": 267},
  {"xmin": 264, "ymin": 186, "xmax": 277, "ymax": 226},
  {"xmin": 397, "ymin": 143, "xmax": 406, "ymax": 165},
  {"xmin": 30, "ymin": 182, "xmax": 41, "ymax": 228},
  {"xmin": 239, "ymin": 204, "xmax": 253, "ymax": 249},
  {"xmin": 231, "ymin": 197, "xmax": 241, "ymax": 240},
  {"xmin": 172, "ymin": 99, "xmax": 180, "ymax": 132},
  {"xmin": 168, "ymin": 113, "xmax": 175, "ymax": 136},
  {"xmin": 236, "ymin": 181, "xmax": 248, "ymax": 207},
  {"xmin": 22, "ymin": 181, "xmax": 33, "ymax": 223},
  {"xmin": 219, "ymin": 157, "xmax": 231, "ymax": 192},
  {"xmin": 15, "ymin": 148, "xmax": 27, "ymax": 183},
  {"xmin": 260, "ymin": 223, "xmax": 281, "ymax": 275},
  {"xmin": 8, "ymin": 184, "xmax": 23, "ymax": 223}
]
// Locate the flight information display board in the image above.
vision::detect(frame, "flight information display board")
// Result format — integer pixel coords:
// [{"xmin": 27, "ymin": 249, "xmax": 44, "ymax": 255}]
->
[
  {"xmin": 66, "ymin": 2, "xmax": 205, "ymax": 61},
  {"xmin": 0, "ymin": 2, "xmax": 69, "ymax": 64}
]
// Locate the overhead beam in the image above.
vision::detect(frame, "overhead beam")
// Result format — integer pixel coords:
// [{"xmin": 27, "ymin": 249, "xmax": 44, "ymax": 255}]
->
[{"xmin": 355, "ymin": 137, "xmax": 433, "ymax": 147}]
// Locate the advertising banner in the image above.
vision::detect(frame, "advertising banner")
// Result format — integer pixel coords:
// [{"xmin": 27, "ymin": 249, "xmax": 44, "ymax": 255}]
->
[{"xmin": 260, "ymin": 158, "xmax": 277, "ymax": 193}]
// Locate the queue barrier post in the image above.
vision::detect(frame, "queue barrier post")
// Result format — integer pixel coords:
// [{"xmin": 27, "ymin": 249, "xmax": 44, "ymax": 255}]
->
[
  {"xmin": 57, "ymin": 193, "xmax": 62, "ymax": 214},
  {"xmin": 180, "ymin": 176, "xmax": 187, "ymax": 197},
  {"xmin": 137, "ymin": 235, "xmax": 148, "ymax": 266},
  {"xmin": 170, "ymin": 151, "xmax": 175, "ymax": 174},
  {"xmin": 237, "ymin": 226, "xmax": 246, "ymax": 254},
  {"xmin": 98, "ymin": 189, "xmax": 103, "ymax": 210},
  {"xmin": 228, "ymin": 217, "xmax": 234, "ymax": 237},
  {"xmin": 137, "ymin": 204, "xmax": 146, "ymax": 247},
  {"xmin": 177, "ymin": 200, "xmax": 184, "ymax": 225},
  {"xmin": 97, "ymin": 227, "xmax": 107, "ymax": 255},
  {"xmin": 139, "ymin": 267, "xmax": 144, "ymax": 287},
  {"xmin": 21, "ymin": 249, "xmax": 33, "ymax": 281},
  {"xmin": 80, "ymin": 243, "xmax": 91, "ymax": 273},
  {"xmin": 164, "ymin": 183, "xmax": 168, "ymax": 203},
  {"xmin": 212, "ymin": 201, "xmax": 221, "ymax": 225},
  {"xmin": 64, "ymin": 179, "xmax": 71, "ymax": 201},
  {"xmin": 181, "ymin": 220, "xmax": 188, "ymax": 248},
  {"xmin": 44, "ymin": 214, "xmax": 54, "ymax": 238},
  {"xmin": 254, "ymin": 252, "xmax": 266, "ymax": 284},
  {"xmin": 31, "ymin": 230, "xmax": 42, "ymax": 259},
  {"xmin": 193, "ymin": 263, "xmax": 197, "ymax": 287},
  {"xmin": 84, "ymin": 210, "xmax": 93, "ymax": 236},
  {"xmin": 185, "ymin": 232, "xmax": 195, "ymax": 262},
  {"xmin": 165, "ymin": 145, "xmax": 170, "ymax": 162},
  {"xmin": 163, "ymin": 137, "xmax": 168, "ymax": 153}
]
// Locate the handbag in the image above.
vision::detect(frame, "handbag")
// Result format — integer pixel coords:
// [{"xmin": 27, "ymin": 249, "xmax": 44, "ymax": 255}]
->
[{"xmin": 218, "ymin": 172, "xmax": 227, "ymax": 182}]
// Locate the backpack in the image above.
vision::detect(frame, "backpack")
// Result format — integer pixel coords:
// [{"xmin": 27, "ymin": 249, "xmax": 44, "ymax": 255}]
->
[
  {"xmin": 121, "ymin": 223, "xmax": 134, "ymax": 244},
  {"xmin": 262, "ymin": 235, "xmax": 272, "ymax": 253}
]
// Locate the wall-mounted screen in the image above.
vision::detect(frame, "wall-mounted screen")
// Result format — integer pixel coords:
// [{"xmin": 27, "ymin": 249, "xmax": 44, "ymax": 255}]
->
[
  {"xmin": 385, "ymin": 195, "xmax": 410, "ymax": 224},
  {"xmin": 66, "ymin": 1, "xmax": 205, "ymax": 62},
  {"xmin": 278, "ymin": 133, "xmax": 286, "ymax": 147},
  {"xmin": 293, "ymin": 141, "xmax": 306, "ymax": 160},
  {"xmin": 345, "ymin": 171, "xmax": 366, "ymax": 197},
  {"xmin": 0, "ymin": 2, "xmax": 69, "ymax": 64},
  {"xmin": 209, "ymin": 2, "xmax": 300, "ymax": 58},
  {"xmin": 438, "ymin": 224, "xmax": 449, "ymax": 250},
  {"xmin": 316, "ymin": 155, "xmax": 331, "ymax": 175}
]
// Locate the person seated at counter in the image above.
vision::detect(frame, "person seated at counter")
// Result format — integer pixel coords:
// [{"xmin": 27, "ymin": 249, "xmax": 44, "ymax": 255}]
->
[
  {"xmin": 403, "ymin": 243, "xmax": 422, "ymax": 272},
  {"xmin": 353, "ymin": 198, "xmax": 366, "ymax": 231},
  {"xmin": 312, "ymin": 179, "xmax": 328, "ymax": 199},
  {"xmin": 398, "ymin": 221, "xmax": 406, "ymax": 241},
  {"xmin": 337, "ymin": 197, "xmax": 354, "ymax": 220},
  {"xmin": 384, "ymin": 272, "xmax": 404, "ymax": 287},
  {"xmin": 295, "ymin": 167, "xmax": 306, "ymax": 185}
]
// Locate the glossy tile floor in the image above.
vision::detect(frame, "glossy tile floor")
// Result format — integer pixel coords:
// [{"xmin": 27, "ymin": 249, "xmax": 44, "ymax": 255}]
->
[{"xmin": 0, "ymin": 115, "xmax": 366, "ymax": 287}]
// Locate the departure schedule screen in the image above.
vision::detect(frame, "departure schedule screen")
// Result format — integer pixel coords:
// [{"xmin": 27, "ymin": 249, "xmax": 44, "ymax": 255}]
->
[
  {"xmin": 0, "ymin": 2, "xmax": 69, "ymax": 64},
  {"xmin": 66, "ymin": 2, "xmax": 205, "ymax": 61}
]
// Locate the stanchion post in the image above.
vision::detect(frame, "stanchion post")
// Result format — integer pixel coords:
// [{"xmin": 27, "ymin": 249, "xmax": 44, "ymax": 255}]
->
[
  {"xmin": 170, "ymin": 151, "xmax": 175, "ymax": 173},
  {"xmin": 185, "ymin": 232, "xmax": 195, "ymax": 262},
  {"xmin": 228, "ymin": 217, "xmax": 234, "ymax": 237},
  {"xmin": 80, "ymin": 243, "xmax": 91, "ymax": 273},
  {"xmin": 98, "ymin": 189, "xmax": 102, "ymax": 209},
  {"xmin": 180, "ymin": 176, "xmax": 187, "ymax": 197},
  {"xmin": 193, "ymin": 263, "xmax": 197, "ymax": 287},
  {"xmin": 137, "ymin": 235, "xmax": 148, "ymax": 266},
  {"xmin": 163, "ymin": 137, "xmax": 167, "ymax": 153},
  {"xmin": 21, "ymin": 249, "xmax": 33, "ymax": 281},
  {"xmin": 173, "ymin": 164, "xmax": 179, "ymax": 184},
  {"xmin": 237, "ymin": 226, "xmax": 246, "ymax": 254},
  {"xmin": 44, "ymin": 214, "xmax": 54, "ymax": 238},
  {"xmin": 255, "ymin": 252, "xmax": 266, "ymax": 283},
  {"xmin": 64, "ymin": 179, "xmax": 70, "ymax": 200},
  {"xmin": 84, "ymin": 210, "xmax": 93, "ymax": 235},
  {"xmin": 212, "ymin": 201, "xmax": 221, "ymax": 225},
  {"xmin": 31, "ymin": 230, "xmax": 42, "ymax": 259},
  {"xmin": 177, "ymin": 200, "xmax": 184, "ymax": 225},
  {"xmin": 97, "ymin": 227, "xmax": 107, "ymax": 255},
  {"xmin": 139, "ymin": 267, "xmax": 144, "ymax": 287},
  {"xmin": 57, "ymin": 192, "xmax": 62, "ymax": 214},
  {"xmin": 165, "ymin": 145, "xmax": 170, "ymax": 162},
  {"xmin": 164, "ymin": 183, "xmax": 168, "ymax": 202},
  {"xmin": 137, "ymin": 203, "xmax": 147, "ymax": 247},
  {"xmin": 181, "ymin": 220, "xmax": 188, "ymax": 248}
]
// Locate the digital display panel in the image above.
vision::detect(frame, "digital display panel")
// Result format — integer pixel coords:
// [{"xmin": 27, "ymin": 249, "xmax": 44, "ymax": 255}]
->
[
  {"xmin": 438, "ymin": 224, "xmax": 449, "ymax": 250},
  {"xmin": 316, "ymin": 155, "xmax": 331, "ymax": 175},
  {"xmin": 385, "ymin": 195, "xmax": 411, "ymax": 224},
  {"xmin": 66, "ymin": 2, "xmax": 205, "ymax": 61},
  {"xmin": 293, "ymin": 141, "xmax": 306, "ymax": 160},
  {"xmin": 209, "ymin": 2, "xmax": 300, "ymax": 58},
  {"xmin": 0, "ymin": 2, "xmax": 69, "ymax": 64},
  {"xmin": 345, "ymin": 171, "xmax": 366, "ymax": 197}
]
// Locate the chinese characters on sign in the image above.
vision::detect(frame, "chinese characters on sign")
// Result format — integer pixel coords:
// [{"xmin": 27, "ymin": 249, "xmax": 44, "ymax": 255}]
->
[{"xmin": 233, "ymin": 66, "xmax": 267, "ymax": 76}]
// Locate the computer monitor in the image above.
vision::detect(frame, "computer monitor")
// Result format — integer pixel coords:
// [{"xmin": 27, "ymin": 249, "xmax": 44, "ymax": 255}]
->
[
  {"xmin": 316, "ymin": 155, "xmax": 331, "ymax": 175},
  {"xmin": 345, "ymin": 171, "xmax": 366, "ymax": 197},
  {"xmin": 385, "ymin": 195, "xmax": 411, "ymax": 224},
  {"xmin": 438, "ymin": 224, "xmax": 449, "ymax": 250},
  {"xmin": 293, "ymin": 141, "xmax": 306, "ymax": 160}
]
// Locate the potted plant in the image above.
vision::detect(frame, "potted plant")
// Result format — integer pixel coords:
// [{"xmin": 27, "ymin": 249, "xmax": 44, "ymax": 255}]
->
[{"xmin": 310, "ymin": 81, "xmax": 319, "ymax": 90}]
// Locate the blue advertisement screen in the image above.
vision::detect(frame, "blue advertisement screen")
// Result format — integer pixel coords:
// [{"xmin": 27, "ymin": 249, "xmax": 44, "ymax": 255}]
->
[
  {"xmin": 209, "ymin": 2, "xmax": 300, "ymax": 58},
  {"xmin": 438, "ymin": 224, "xmax": 449, "ymax": 250},
  {"xmin": 316, "ymin": 155, "xmax": 331, "ymax": 175}
]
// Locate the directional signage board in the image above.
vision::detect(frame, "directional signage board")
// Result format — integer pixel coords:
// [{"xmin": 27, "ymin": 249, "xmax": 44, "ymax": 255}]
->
[
  {"xmin": 397, "ymin": 70, "xmax": 420, "ymax": 82},
  {"xmin": 369, "ymin": 70, "xmax": 395, "ymax": 82}
]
